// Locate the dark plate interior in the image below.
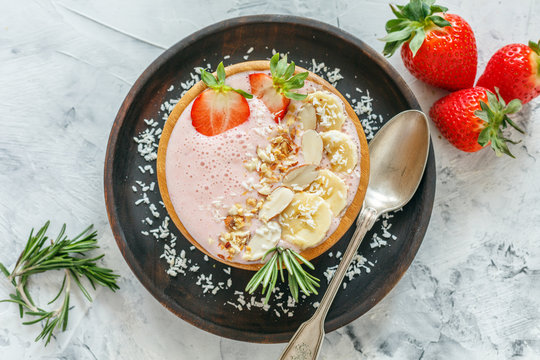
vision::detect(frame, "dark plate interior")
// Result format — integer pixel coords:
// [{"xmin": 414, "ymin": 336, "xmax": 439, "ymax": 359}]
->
[{"xmin": 104, "ymin": 15, "xmax": 436, "ymax": 343}]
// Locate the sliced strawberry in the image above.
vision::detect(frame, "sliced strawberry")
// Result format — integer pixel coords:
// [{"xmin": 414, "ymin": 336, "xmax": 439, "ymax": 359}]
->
[
  {"xmin": 191, "ymin": 89, "xmax": 250, "ymax": 136},
  {"xmin": 249, "ymin": 73, "xmax": 290, "ymax": 122},
  {"xmin": 248, "ymin": 54, "xmax": 309, "ymax": 123},
  {"xmin": 190, "ymin": 62, "xmax": 253, "ymax": 136}
]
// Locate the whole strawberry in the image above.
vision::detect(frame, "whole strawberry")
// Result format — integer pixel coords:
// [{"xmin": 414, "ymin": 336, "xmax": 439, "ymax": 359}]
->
[
  {"xmin": 477, "ymin": 40, "xmax": 540, "ymax": 105},
  {"xmin": 429, "ymin": 87, "xmax": 523, "ymax": 157},
  {"xmin": 382, "ymin": 0, "xmax": 477, "ymax": 91}
]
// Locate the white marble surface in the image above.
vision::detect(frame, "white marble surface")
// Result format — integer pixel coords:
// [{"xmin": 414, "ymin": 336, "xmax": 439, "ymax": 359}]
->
[{"xmin": 1, "ymin": 0, "xmax": 539, "ymax": 359}]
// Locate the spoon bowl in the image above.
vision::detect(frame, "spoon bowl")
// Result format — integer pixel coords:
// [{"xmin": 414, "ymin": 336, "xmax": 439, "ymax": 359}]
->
[{"xmin": 366, "ymin": 110, "xmax": 430, "ymax": 213}]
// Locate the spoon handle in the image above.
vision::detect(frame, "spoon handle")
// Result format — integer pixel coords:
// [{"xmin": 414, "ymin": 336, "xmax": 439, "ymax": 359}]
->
[{"xmin": 279, "ymin": 206, "xmax": 379, "ymax": 360}]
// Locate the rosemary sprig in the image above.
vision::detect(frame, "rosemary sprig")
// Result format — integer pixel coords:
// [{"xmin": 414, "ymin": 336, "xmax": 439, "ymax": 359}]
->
[
  {"xmin": 245, "ymin": 247, "xmax": 319, "ymax": 304},
  {"xmin": 0, "ymin": 221, "xmax": 120, "ymax": 346}
]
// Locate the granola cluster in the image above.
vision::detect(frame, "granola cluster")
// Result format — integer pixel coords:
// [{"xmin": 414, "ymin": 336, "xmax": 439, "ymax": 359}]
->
[{"xmin": 217, "ymin": 198, "xmax": 263, "ymax": 258}]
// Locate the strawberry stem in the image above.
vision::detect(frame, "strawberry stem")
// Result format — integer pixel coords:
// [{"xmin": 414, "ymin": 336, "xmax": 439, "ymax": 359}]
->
[
  {"xmin": 475, "ymin": 88, "xmax": 523, "ymax": 158},
  {"xmin": 530, "ymin": 40, "xmax": 540, "ymax": 77},
  {"xmin": 269, "ymin": 53, "xmax": 309, "ymax": 100},
  {"xmin": 200, "ymin": 62, "xmax": 253, "ymax": 99},
  {"xmin": 528, "ymin": 40, "xmax": 540, "ymax": 55},
  {"xmin": 382, "ymin": 0, "xmax": 452, "ymax": 57}
]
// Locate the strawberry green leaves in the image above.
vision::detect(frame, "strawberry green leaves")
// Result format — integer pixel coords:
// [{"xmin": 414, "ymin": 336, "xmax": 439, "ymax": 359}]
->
[
  {"xmin": 475, "ymin": 88, "xmax": 524, "ymax": 158},
  {"xmin": 529, "ymin": 40, "xmax": 540, "ymax": 55},
  {"xmin": 382, "ymin": 0, "xmax": 452, "ymax": 57},
  {"xmin": 530, "ymin": 40, "xmax": 540, "ymax": 75},
  {"xmin": 269, "ymin": 53, "xmax": 309, "ymax": 100},
  {"xmin": 201, "ymin": 56, "xmax": 308, "ymax": 102},
  {"xmin": 200, "ymin": 62, "xmax": 253, "ymax": 99}
]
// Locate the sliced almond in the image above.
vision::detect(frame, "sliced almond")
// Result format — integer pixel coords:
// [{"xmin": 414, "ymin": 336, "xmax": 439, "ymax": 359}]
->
[
  {"xmin": 298, "ymin": 103, "xmax": 316, "ymax": 130},
  {"xmin": 282, "ymin": 164, "xmax": 319, "ymax": 190},
  {"xmin": 258, "ymin": 187, "xmax": 294, "ymax": 222},
  {"xmin": 301, "ymin": 130, "xmax": 323, "ymax": 165},
  {"xmin": 254, "ymin": 182, "xmax": 273, "ymax": 195}
]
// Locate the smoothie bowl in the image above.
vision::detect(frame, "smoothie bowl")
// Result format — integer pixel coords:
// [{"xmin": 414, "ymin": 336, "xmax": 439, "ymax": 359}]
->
[{"xmin": 157, "ymin": 56, "xmax": 369, "ymax": 274}]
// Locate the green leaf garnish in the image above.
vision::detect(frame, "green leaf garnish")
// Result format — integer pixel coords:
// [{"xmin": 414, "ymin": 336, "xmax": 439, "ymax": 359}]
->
[
  {"xmin": 381, "ymin": 0, "xmax": 452, "ymax": 57},
  {"xmin": 245, "ymin": 247, "xmax": 319, "ymax": 304},
  {"xmin": 0, "ymin": 222, "xmax": 120, "ymax": 346},
  {"xmin": 528, "ymin": 39, "xmax": 540, "ymax": 55},
  {"xmin": 474, "ymin": 88, "xmax": 524, "ymax": 158},
  {"xmin": 268, "ymin": 53, "xmax": 309, "ymax": 101},
  {"xmin": 200, "ymin": 62, "xmax": 253, "ymax": 99},
  {"xmin": 216, "ymin": 62, "xmax": 226, "ymax": 83}
]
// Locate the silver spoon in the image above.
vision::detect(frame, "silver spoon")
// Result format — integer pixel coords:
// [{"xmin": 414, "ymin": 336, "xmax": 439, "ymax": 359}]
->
[{"xmin": 279, "ymin": 109, "xmax": 430, "ymax": 360}]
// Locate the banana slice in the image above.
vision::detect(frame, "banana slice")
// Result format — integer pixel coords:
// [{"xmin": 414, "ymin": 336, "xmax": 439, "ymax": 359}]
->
[
  {"xmin": 320, "ymin": 130, "xmax": 358, "ymax": 173},
  {"xmin": 306, "ymin": 91, "xmax": 346, "ymax": 131},
  {"xmin": 243, "ymin": 221, "xmax": 281, "ymax": 261},
  {"xmin": 306, "ymin": 169, "xmax": 348, "ymax": 215},
  {"xmin": 279, "ymin": 192, "xmax": 332, "ymax": 250}
]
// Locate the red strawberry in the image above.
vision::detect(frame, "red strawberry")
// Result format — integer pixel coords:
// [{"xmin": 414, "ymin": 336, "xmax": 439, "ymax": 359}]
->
[
  {"xmin": 191, "ymin": 90, "xmax": 250, "ymax": 136},
  {"xmin": 249, "ymin": 73, "xmax": 290, "ymax": 121},
  {"xmin": 477, "ymin": 40, "xmax": 540, "ymax": 105},
  {"xmin": 249, "ymin": 53, "xmax": 309, "ymax": 122},
  {"xmin": 382, "ymin": 0, "xmax": 477, "ymax": 91},
  {"xmin": 191, "ymin": 62, "xmax": 253, "ymax": 136},
  {"xmin": 429, "ymin": 87, "xmax": 524, "ymax": 157}
]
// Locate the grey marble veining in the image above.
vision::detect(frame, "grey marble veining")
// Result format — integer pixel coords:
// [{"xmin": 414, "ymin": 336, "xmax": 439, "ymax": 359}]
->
[{"xmin": 1, "ymin": 0, "xmax": 539, "ymax": 359}]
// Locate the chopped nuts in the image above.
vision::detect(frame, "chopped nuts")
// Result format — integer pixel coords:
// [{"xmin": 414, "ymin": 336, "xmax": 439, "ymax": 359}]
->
[
  {"xmin": 244, "ymin": 157, "xmax": 261, "ymax": 171},
  {"xmin": 219, "ymin": 230, "xmax": 251, "ymax": 255},
  {"xmin": 257, "ymin": 145, "xmax": 274, "ymax": 163},
  {"xmin": 224, "ymin": 213, "xmax": 247, "ymax": 231},
  {"xmin": 224, "ymin": 215, "xmax": 234, "ymax": 229}
]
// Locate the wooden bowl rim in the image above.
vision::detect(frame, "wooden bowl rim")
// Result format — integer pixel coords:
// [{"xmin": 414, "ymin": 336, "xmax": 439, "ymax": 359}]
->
[{"xmin": 156, "ymin": 60, "xmax": 370, "ymax": 271}]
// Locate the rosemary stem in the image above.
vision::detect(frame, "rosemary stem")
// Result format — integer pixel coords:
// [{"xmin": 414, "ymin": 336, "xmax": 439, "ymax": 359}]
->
[
  {"xmin": 8, "ymin": 262, "xmax": 22, "ymax": 283},
  {"xmin": 51, "ymin": 270, "xmax": 70, "ymax": 318},
  {"xmin": 12, "ymin": 265, "xmax": 42, "ymax": 278},
  {"xmin": 15, "ymin": 279, "xmax": 38, "ymax": 313}
]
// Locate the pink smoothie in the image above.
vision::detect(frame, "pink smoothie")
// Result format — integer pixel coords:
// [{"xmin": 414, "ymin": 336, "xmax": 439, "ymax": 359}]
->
[{"xmin": 165, "ymin": 72, "xmax": 362, "ymax": 263}]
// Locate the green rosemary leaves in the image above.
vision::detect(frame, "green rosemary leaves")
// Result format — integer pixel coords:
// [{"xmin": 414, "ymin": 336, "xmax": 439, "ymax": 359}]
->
[
  {"xmin": 0, "ymin": 221, "xmax": 120, "ymax": 345},
  {"xmin": 245, "ymin": 246, "xmax": 320, "ymax": 304}
]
